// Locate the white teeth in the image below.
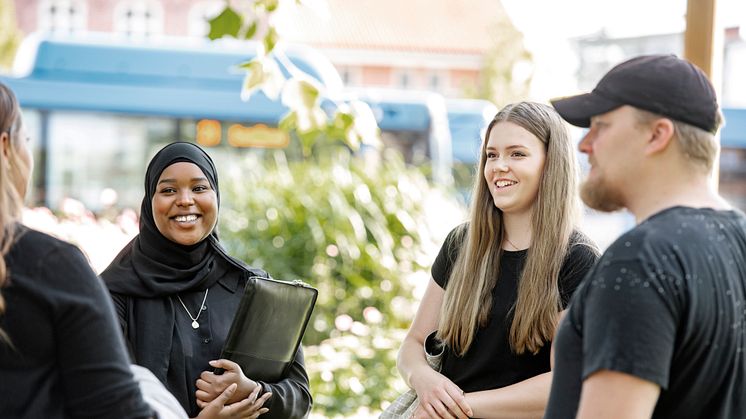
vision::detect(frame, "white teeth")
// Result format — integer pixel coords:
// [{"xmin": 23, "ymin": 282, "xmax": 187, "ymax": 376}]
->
[
  {"xmin": 496, "ymin": 180, "xmax": 517, "ymax": 188},
  {"xmin": 174, "ymin": 215, "xmax": 198, "ymax": 222}
]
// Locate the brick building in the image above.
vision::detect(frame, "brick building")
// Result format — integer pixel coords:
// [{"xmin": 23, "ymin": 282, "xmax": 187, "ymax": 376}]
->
[{"xmin": 12, "ymin": 0, "xmax": 520, "ymax": 98}]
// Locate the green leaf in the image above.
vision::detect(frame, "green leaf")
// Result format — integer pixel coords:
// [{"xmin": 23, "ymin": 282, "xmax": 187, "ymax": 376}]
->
[
  {"xmin": 207, "ymin": 6, "xmax": 243, "ymax": 40},
  {"xmin": 263, "ymin": 27, "xmax": 278, "ymax": 55},
  {"xmin": 263, "ymin": 0, "xmax": 280, "ymax": 12},
  {"xmin": 334, "ymin": 111, "xmax": 355, "ymax": 130},
  {"xmin": 240, "ymin": 60, "xmax": 265, "ymax": 101},
  {"xmin": 279, "ymin": 111, "xmax": 297, "ymax": 132},
  {"xmin": 243, "ymin": 20, "xmax": 258, "ymax": 40},
  {"xmin": 236, "ymin": 59, "xmax": 254, "ymax": 70},
  {"xmin": 297, "ymin": 79, "xmax": 320, "ymax": 108}
]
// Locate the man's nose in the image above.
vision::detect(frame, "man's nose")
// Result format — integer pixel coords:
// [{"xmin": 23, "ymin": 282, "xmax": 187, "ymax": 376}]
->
[{"xmin": 578, "ymin": 132, "xmax": 593, "ymax": 154}]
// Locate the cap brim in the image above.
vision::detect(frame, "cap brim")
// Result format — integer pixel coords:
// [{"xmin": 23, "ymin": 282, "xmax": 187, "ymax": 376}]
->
[{"xmin": 550, "ymin": 92, "xmax": 622, "ymax": 128}]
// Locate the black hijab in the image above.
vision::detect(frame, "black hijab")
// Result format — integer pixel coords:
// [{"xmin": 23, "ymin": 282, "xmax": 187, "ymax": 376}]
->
[
  {"xmin": 103, "ymin": 141, "xmax": 226, "ymax": 296},
  {"xmin": 101, "ymin": 142, "xmax": 264, "ymax": 411}
]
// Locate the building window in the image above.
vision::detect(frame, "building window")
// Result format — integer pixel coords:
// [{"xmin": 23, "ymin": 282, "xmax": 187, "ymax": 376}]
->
[
  {"xmin": 428, "ymin": 73, "xmax": 441, "ymax": 90},
  {"xmin": 187, "ymin": 0, "xmax": 225, "ymax": 37},
  {"xmin": 114, "ymin": 1, "xmax": 164, "ymax": 38},
  {"xmin": 38, "ymin": 0, "xmax": 87, "ymax": 33},
  {"xmin": 394, "ymin": 69, "xmax": 412, "ymax": 89},
  {"xmin": 427, "ymin": 71, "xmax": 449, "ymax": 92},
  {"xmin": 338, "ymin": 65, "xmax": 361, "ymax": 87}
]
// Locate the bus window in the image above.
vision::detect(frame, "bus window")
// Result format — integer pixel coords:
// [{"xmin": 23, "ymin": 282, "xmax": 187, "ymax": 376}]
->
[{"xmin": 352, "ymin": 88, "xmax": 453, "ymax": 186}]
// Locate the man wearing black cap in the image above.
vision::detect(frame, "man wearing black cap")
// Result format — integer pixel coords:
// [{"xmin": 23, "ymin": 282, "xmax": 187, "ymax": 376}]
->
[{"xmin": 544, "ymin": 54, "xmax": 746, "ymax": 419}]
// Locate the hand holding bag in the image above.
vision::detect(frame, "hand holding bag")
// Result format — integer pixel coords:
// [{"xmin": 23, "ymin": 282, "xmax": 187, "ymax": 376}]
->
[{"xmin": 380, "ymin": 331, "xmax": 444, "ymax": 418}]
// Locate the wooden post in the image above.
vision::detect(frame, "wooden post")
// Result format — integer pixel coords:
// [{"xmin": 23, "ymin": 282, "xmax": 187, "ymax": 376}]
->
[
  {"xmin": 684, "ymin": 0, "xmax": 722, "ymax": 187},
  {"xmin": 684, "ymin": 0, "xmax": 721, "ymax": 79}
]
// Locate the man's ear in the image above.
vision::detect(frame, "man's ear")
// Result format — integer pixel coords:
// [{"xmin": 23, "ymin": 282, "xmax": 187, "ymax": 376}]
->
[{"xmin": 644, "ymin": 117, "xmax": 675, "ymax": 156}]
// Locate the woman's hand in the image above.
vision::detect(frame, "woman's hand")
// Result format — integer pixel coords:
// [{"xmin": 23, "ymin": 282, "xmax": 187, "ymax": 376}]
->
[
  {"xmin": 196, "ymin": 359, "xmax": 258, "ymax": 406},
  {"xmin": 410, "ymin": 368, "xmax": 472, "ymax": 419},
  {"xmin": 195, "ymin": 383, "xmax": 272, "ymax": 419}
]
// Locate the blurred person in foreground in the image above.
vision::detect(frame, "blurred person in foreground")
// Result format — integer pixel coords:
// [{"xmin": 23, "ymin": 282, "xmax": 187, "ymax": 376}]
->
[
  {"xmin": 101, "ymin": 142, "xmax": 312, "ymax": 418},
  {"xmin": 397, "ymin": 102, "xmax": 599, "ymax": 418},
  {"xmin": 545, "ymin": 54, "xmax": 746, "ymax": 419},
  {"xmin": 0, "ymin": 83, "xmax": 256, "ymax": 418}
]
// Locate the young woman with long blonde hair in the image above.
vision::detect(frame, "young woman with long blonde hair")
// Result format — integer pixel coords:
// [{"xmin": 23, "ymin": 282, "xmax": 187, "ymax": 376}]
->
[{"xmin": 397, "ymin": 102, "xmax": 599, "ymax": 418}]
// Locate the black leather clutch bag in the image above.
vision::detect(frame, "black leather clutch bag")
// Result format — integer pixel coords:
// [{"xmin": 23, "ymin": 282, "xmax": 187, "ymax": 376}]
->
[{"xmin": 218, "ymin": 276, "xmax": 318, "ymax": 382}]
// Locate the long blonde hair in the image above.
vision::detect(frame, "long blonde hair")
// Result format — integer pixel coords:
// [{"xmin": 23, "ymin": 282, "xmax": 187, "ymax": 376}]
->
[
  {"xmin": 0, "ymin": 82, "xmax": 25, "ymax": 343},
  {"xmin": 438, "ymin": 102, "xmax": 581, "ymax": 355}
]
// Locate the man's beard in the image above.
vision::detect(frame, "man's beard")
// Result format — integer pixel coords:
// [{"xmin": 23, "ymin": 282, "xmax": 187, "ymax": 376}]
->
[{"xmin": 580, "ymin": 175, "xmax": 625, "ymax": 212}]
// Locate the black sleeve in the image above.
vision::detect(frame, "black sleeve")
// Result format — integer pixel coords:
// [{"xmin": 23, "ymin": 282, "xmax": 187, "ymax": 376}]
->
[
  {"xmin": 256, "ymin": 347, "xmax": 312, "ymax": 419},
  {"xmin": 579, "ymin": 259, "xmax": 681, "ymax": 389},
  {"xmin": 109, "ymin": 292, "xmax": 137, "ymax": 361},
  {"xmin": 109, "ymin": 292, "xmax": 127, "ymax": 328},
  {"xmin": 45, "ymin": 244, "xmax": 153, "ymax": 418},
  {"xmin": 558, "ymin": 240, "xmax": 600, "ymax": 308},
  {"xmin": 431, "ymin": 224, "xmax": 467, "ymax": 289}
]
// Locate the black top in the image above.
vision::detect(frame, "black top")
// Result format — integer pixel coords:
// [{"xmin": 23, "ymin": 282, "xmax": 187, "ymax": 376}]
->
[
  {"xmin": 111, "ymin": 257, "xmax": 312, "ymax": 418},
  {"xmin": 431, "ymin": 225, "xmax": 598, "ymax": 392},
  {"xmin": 546, "ymin": 207, "xmax": 746, "ymax": 419},
  {"xmin": 0, "ymin": 226, "xmax": 153, "ymax": 419}
]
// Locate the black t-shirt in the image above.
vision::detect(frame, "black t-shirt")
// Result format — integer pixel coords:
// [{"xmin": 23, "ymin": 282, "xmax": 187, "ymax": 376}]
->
[
  {"xmin": 431, "ymin": 224, "xmax": 599, "ymax": 392},
  {"xmin": 546, "ymin": 207, "xmax": 746, "ymax": 419},
  {"xmin": 0, "ymin": 227, "xmax": 153, "ymax": 419}
]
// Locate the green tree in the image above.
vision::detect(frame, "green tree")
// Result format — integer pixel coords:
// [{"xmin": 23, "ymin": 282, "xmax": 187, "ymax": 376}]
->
[
  {"xmin": 207, "ymin": 2, "xmax": 466, "ymax": 416},
  {"xmin": 0, "ymin": 0, "xmax": 23, "ymax": 71},
  {"xmin": 219, "ymin": 147, "xmax": 457, "ymax": 416},
  {"xmin": 465, "ymin": 3, "xmax": 533, "ymax": 108}
]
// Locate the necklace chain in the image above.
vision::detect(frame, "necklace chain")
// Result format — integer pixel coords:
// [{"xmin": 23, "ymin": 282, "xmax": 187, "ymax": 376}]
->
[
  {"xmin": 504, "ymin": 236, "xmax": 521, "ymax": 250},
  {"xmin": 176, "ymin": 288, "xmax": 209, "ymax": 329}
]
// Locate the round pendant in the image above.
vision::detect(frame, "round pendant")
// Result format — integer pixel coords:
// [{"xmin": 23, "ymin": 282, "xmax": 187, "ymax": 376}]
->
[{"xmin": 191, "ymin": 320, "xmax": 199, "ymax": 329}]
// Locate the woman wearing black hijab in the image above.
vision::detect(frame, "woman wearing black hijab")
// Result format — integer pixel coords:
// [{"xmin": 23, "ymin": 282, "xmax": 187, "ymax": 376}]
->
[{"xmin": 102, "ymin": 142, "xmax": 312, "ymax": 419}]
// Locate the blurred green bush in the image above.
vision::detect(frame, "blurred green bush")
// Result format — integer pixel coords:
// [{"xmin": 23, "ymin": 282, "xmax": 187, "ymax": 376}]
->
[{"xmin": 219, "ymin": 148, "xmax": 463, "ymax": 417}]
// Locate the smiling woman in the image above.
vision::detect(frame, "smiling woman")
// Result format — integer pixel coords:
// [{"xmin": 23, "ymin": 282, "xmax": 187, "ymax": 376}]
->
[
  {"xmin": 100, "ymin": 142, "xmax": 312, "ymax": 419},
  {"xmin": 395, "ymin": 102, "xmax": 600, "ymax": 419},
  {"xmin": 152, "ymin": 162, "xmax": 218, "ymax": 246}
]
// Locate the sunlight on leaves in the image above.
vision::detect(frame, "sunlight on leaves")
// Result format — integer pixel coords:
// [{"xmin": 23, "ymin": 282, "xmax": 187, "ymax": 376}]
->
[{"xmin": 207, "ymin": 6, "xmax": 243, "ymax": 40}]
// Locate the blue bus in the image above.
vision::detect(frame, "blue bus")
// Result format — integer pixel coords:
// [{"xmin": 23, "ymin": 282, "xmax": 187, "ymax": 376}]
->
[
  {"xmin": 446, "ymin": 98, "xmax": 497, "ymax": 199},
  {"xmin": 350, "ymin": 88, "xmax": 453, "ymax": 186},
  {"xmin": 1, "ymin": 34, "xmax": 351, "ymax": 211},
  {"xmin": 2, "ymin": 35, "xmax": 462, "ymax": 211},
  {"xmin": 719, "ymin": 107, "xmax": 746, "ymax": 211}
]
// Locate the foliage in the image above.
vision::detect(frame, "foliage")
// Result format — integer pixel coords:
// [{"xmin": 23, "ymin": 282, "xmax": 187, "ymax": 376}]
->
[
  {"xmin": 464, "ymin": 3, "xmax": 532, "ymax": 108},
  {"xmin": 0, "ymin": 0, "xmax": 23, "ymax": 71},
  {"xmin": 218, "ymin": 148, "xmax": 461, "ymax": 416},
  {"xmin": 207, "ymin": 0, "xmax": 376, "ymax": 158},
  {"xmin": 206, "ymin": 2, "xmax": 466, "ymax": 416}
]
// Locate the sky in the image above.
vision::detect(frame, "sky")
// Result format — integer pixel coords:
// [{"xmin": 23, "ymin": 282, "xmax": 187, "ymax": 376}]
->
[
  {"xmin": 498, "ymin": 0, "xmax": 745, "ymax": 101},
  {"xmin": 502, "ymin": 0, "xmax": 743, "ymax": 39}
]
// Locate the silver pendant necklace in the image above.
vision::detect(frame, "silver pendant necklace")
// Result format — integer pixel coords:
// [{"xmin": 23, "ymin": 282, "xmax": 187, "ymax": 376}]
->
[{"xmin": 176, "ymin": 288, "xmax": 209, "ymax": 329}]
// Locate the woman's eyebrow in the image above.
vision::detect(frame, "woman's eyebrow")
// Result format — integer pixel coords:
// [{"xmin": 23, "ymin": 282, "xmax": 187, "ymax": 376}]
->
[{"xmin": 157, "ymin": 177, "xmax": 208, "ymax": 185}]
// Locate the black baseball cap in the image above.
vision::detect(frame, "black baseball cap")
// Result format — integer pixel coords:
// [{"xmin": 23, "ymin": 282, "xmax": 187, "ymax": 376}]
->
[{"xmin": 551, "ymin": 54, "xmax": 720, "ymax": 133}]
